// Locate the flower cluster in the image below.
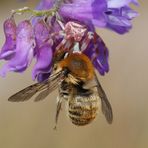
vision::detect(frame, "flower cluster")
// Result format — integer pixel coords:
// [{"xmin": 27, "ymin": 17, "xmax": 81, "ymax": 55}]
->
[
  {"xmin": 0, "ymin": 0, "xmax": 139, "ymax": 82},
  {"xmin": 38, "ymin": 0, "xmax": 139, "ymax": 34}
]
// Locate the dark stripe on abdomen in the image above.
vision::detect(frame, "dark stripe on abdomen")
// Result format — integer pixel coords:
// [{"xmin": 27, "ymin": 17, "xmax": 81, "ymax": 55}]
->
[{"xmin": 68, "ymin": 94, "xmax": 99, "ymax": 126}]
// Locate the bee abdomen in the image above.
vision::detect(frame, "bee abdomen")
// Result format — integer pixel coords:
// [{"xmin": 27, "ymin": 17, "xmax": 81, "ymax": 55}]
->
[{"xmin": 68, "ymin": 94, "xmax": 99, "ymax": 126}]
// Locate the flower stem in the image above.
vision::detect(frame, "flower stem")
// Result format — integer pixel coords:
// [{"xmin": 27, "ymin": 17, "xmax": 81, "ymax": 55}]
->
[
  {"xmin": 11, "ymin": 6, "xmax": 57, "ymax": 17},
  {"xmin": 11, "ymin": 0, "xmax": 64, "ymax": 17}
]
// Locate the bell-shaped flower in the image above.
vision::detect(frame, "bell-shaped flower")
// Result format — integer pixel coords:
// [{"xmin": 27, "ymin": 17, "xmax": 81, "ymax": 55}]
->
[
  {"xmin": 32, "ymin": 19, "xmax": 53, "ymax": 81},
  {"xmin": 105, "ymin": 0, "xmax": 139, "ymax": 34},
  {"xmin": 0, "ymin": 17, "xmax": 16, "ymax": 60},
  {"xmin": 0, "ymin": 20, "xmax": 35, "ymax": 76}
]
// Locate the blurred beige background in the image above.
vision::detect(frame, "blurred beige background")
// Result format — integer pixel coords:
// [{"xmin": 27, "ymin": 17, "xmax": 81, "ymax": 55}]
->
[{"xmin": 0, "ymin": 0, "xmax": 147, "ymax": 148}]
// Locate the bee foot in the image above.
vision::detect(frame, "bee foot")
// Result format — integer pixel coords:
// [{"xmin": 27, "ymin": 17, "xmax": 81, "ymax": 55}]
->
[{"xmin": 53, "ymin": 125, "xmax": 57, "ymax": 130}]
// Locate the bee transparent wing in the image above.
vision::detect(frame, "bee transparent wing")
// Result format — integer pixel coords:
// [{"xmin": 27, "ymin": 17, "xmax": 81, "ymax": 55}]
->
[
  {"xmin": 8, "ymin": 71, "xmax": 63, "ymax": 102},
  {"xmin": 34, "ymin": 76, "xmax": 61, "ymax": 102},
  {"xmin": 94, "ymin": 73, "xmax": 113, "ymax": 124},
  {"xmin": 34, "ymin": 89, "xmax": 51, "ymax": 102}
]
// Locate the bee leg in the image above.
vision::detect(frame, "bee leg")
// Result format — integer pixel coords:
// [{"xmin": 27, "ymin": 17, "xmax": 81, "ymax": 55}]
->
[{"xmin": 53, "ymin": 95, "xmax": 63, "ymax": 130}]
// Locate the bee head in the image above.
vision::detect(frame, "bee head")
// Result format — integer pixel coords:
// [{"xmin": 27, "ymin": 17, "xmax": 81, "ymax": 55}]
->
[{"xmin": 59, "ymin": 53, "xmax": 94, "ymax": 81}]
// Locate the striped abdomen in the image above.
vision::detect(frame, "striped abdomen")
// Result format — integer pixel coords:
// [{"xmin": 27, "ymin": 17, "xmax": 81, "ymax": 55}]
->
[{"xmin": 68, "ymin": 93, "xmax": 100, "ymax": 126}]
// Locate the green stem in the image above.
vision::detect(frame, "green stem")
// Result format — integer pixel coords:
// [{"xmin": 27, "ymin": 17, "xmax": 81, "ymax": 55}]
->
[{"xmin": 12, "ymin": 6, "xmax": 57, "ymax": 17}]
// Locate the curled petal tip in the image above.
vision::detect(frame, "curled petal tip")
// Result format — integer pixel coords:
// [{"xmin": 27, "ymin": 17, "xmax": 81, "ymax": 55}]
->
[{"xmin": 0, "ymin": 18, "xmax": 16, "ymax": 60}]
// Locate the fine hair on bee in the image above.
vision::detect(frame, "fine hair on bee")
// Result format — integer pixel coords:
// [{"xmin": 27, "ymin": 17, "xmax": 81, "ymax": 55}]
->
[{"xmin": 8, "ymin": 51, "xmax": 113, "ymax": 129}]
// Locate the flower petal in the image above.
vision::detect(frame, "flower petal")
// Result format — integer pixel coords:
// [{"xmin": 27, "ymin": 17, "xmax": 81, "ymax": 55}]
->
[
  {"xmin": 32, "ymin": 43, "xmax": 53, "ymax": 81},
  {"xmin": 83, "ymin": 33, "xmax": 109, "ymax": 75},
  {"xmin": 106, "ymin": 15, "xmax": 132, "ymax": 34},
  {"xmin": 34, "ymin": 19, "xmax": 50, "ymax": 47},
  {"xmin": 60, "ymin": 0, "xmax": 107, "ymax": 27},
  {"xmin": 107, "ymin": 0, "xmax": 139, "ymax": 8},
  {"xmin": 0, "ymin": 20, "xmax": 35, "ymax": 76},
  {"xmin": 105, "ymin": 4, "xmax": 138, "ymax": 34},
  {"xmin": 0, "ymin": 17, "xmax": 16, "ymax": 60},
  {"xmin": 121, "ymin": 6, "xmax": 139, "ymax": 19},
  {"xmin": 37, "ymin": 72, "xmax": 51, "ymax": 82},
  {"xmin": 33, "ymin": 19, "xmax": 53, "ymax": 81}
]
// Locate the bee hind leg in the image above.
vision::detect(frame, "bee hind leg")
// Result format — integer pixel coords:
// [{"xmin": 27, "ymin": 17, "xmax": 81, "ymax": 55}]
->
[{"xmin": 53, "ymin": 95, "xmax": 63, "ymax": 130}]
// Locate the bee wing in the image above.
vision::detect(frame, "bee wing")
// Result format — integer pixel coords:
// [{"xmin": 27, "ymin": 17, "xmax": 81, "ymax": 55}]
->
[
  {"xmin": 94, "ymin": 73, "xmax": 113, "ymax": 124},
  {"xmin": 8, "ymin": 82, "xmax": 47, "ymax": 102},
  {"xmin": 34, "ymin": 77, "xmax": 60, "ymax": 102},
  {"xmin": 34, "ymin": 89, "xmax": 51, "ymax": 102},
  {"xmin": 8, "ymin": 70, "xmax": 63, "ymax": 102}
]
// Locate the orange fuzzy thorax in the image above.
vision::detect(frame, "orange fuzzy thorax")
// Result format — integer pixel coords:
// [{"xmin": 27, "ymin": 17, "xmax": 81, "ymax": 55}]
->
[{"xmin": 59, "ymin": 53, "xmax": 94, "ymax": 81}]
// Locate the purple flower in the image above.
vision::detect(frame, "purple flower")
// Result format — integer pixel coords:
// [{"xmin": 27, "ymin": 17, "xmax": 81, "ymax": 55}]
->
[
  {"xmin": 0, "ymin": 17, "xmax": 16, "ymax": 60},
  {"xmin": 83, "ymin": 33, "xmax": 109, "ymax": 75},
  {"xmin": 0, "ymin": 20, "xmax": 35, "ymax": 76},
  {"xmin": 0, "ymin": 0, "xmax": 139, "ymax": 81},
  {"xmin": 105, "ymin": 0, "xmax": 139, "ymax": 34},
  {"xmin": 35, "ymin": 0, "xmax": 110, "ymax": 75},
  {"xmin": 32, "ymin": 20, "xmax": 53, "ymax": 81},
  {"xmin": 36, "ymin": 0, "xmax": 139, "ymax": 34},
  {"xmin": 59, "ymin": 0, "xmax": 107, "ymax": 27},
  {"xmin": 33, "ymin": 0, "xmax": 138, "ymax": 76},
  {"xmin": 37, "ymin": 0, "xmax": 107, "ymax": 27}
]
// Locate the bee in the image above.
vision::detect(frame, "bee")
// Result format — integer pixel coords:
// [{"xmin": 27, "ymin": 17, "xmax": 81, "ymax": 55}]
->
[{"xmin": 8, "ymin": 52, "xmax": 113, "ymax": 128}]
